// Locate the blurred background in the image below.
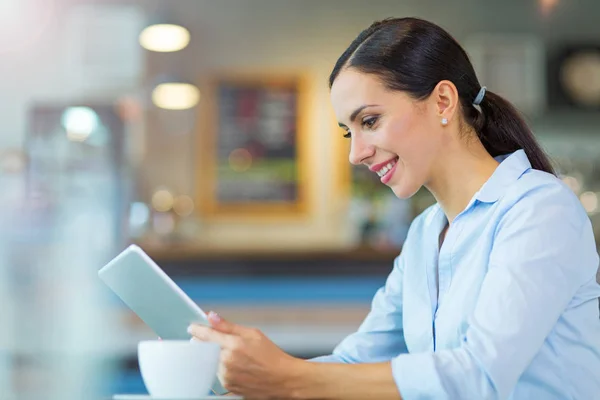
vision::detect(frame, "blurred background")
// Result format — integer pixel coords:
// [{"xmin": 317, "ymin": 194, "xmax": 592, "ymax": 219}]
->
[{"xmin": 0, "ymin": 0, "xmax": 599, "ymax": 398}]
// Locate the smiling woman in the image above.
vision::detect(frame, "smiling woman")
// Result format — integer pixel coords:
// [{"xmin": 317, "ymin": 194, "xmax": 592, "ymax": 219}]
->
[{"xmin": 189, "ymin": 17, "xmax": 600, "ymax": 400}]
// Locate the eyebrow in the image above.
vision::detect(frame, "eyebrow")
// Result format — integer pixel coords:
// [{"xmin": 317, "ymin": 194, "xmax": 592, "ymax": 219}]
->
[{"xmin": 338, "ymin": 104, "xmax": 378, "ymax": 128}]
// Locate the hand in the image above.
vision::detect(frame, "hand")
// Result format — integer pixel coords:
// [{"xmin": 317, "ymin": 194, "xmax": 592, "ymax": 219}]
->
[{"xmin": 188, "ymin": 312, "xmax": 303, "ymax": 399}]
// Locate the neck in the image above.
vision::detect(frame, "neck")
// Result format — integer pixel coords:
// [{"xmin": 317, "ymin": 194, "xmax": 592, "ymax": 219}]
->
[{"xmin": 425, "ymin": 136, "xmax": 499, "ymax": 223}]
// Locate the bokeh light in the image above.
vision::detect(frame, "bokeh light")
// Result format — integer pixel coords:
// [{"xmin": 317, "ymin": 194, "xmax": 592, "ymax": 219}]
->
[
  {"xmin": 61, "ymin": 107, "xmax": 99, "ymax": 142},
  {"xmin": 151, "ymin": 83, "xmax": 200, "ymax": 110},
  {"xmin": 580, "ymin": 191, "xmax": 598, "ymax": 213},
  {"xmin": 139, "ymin": 24, "xmax": 190, "ymax": 52},
  {"xmin": 151, "ymin": 189, "xmax": 174, "ymax": 212},
  {"xmin": 561, "ymin": 175, "xmax": 581, "ymax": 194},
  {"xmin": 173, "ymin": 195, "xmax": 194, "ymax": 217},
  {"xmin": 228, "ymin": 148, "xmax": 253, "ymax": 172}
]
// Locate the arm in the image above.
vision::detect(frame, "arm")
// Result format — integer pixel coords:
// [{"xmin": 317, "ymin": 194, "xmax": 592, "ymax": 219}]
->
[
  {"xmin": 294, "ymin": 187, "xmax": 598, "ymax": 399},
  {"xmin": 310, "ymin": 253, "xmax": 409, "ymax": 364},
  {"xmin": 190, "ymin": 252, "xmax": 410, "ymax": 399},
  {"xmin": 292, "ymin": 361, "xmax": 401, "ymax": 400}
]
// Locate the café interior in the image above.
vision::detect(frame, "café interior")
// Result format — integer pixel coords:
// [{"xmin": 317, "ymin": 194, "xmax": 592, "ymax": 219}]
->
[{"xmin": 1, "ymin": 0, "xmax": 599, "ymax": 397}]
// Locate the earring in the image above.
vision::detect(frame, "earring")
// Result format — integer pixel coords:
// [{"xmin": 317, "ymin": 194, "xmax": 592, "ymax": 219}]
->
[{"xmin": 441, "ymin": 118, "xmax": 448, "ymax": 126}]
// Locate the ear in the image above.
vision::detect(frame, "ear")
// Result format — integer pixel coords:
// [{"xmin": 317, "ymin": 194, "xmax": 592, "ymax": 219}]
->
[{"xmin": 431, "ymin": 80, "xmax": 459, "ymax": 122}]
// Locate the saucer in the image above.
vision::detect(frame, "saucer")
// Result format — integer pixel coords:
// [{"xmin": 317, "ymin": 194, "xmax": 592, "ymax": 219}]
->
[{"xmin": 113, "ymin": 395, "xmax": 243, "ymax": 400}]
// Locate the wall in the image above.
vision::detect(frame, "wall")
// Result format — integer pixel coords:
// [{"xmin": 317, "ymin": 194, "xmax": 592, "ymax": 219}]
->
[
  {"xmin": 2, "ymin": 0, "xmax": 599, "ymax": 250},
  {"xmin": 139, "ymin": 0, "xmax": 600, "ymax": 250}
]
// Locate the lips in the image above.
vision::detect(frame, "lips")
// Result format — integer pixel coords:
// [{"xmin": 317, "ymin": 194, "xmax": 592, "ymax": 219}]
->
[
  {"xmin": 380, "ymin": 161, "xmax": 398, "ymax": 184},
  {"xmin": 369, "ymin": 157, "xmax": 397, "ymax": 172},
  {"xmin": 368, "ymin": 157, "xmax": 399, "ymax": 184}
]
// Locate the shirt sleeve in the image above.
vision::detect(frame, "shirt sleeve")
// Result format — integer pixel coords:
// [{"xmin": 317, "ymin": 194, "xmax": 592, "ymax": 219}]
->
[
  {"xmin": 391, "ymin": 186, "xmax": 599, "ymax": 399},
  {"xmin": 310, "ymin": 253, "xmax": 409, "ymax": 364}
]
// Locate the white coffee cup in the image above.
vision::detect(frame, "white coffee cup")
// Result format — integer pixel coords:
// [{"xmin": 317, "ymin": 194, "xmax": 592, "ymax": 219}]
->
[{"xmin": 138, "ymin": 340, "xmax": 221, "ymax": 398}]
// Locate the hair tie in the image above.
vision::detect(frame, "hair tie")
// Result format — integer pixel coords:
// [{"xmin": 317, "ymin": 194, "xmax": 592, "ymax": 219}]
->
[{"xmin": 473, "ymin": 86, "xmax": 486, "ymax": 106}]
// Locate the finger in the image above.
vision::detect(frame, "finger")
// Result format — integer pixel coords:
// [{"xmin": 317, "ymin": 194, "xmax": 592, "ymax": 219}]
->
[
  {"xmin": 207, "ymin": 311, "xmax": 246, "ymax": 336},
  {"xmin": 188, "ymin": 324, "xmax": 235, "ymax": 347}
]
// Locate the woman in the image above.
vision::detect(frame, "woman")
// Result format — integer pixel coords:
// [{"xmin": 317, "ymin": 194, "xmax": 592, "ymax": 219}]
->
[{"xmin": 189, "ymin": 17, "xmax": 600, "ymax": 399}]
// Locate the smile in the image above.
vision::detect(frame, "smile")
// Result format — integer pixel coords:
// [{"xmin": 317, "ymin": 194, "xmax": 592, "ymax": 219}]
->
[
  {"xmin": 369, "ymin": 156, "xmax": 399, "ymax": 184},
  {"xmin": 376, "ymin": 159, "xmax": 397, "ymax": 178}
]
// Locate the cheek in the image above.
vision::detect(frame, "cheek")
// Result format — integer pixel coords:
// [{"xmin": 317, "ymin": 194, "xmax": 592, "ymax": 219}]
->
[
  {"xmin": 385, "ymin": 117, "xmax": 427, "ymax": 161},
  {"xmin": 385, "ymin": 118, "xmax": 438, "ymax": 193}
]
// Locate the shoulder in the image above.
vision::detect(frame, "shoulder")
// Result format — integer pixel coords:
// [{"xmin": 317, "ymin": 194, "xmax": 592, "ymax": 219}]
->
[
  {"xmin": 499, "ymin": 168, "xmax": 588, "ymax": 228},
  {"xmin": 492, "ymin": 169, "xmax": 598, "ymax": 281}
]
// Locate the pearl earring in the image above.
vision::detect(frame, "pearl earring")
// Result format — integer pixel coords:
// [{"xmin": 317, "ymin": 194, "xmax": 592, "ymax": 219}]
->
[{"xmin": 441, "ymin": 118, "xmax": 448, "ymax": 126}]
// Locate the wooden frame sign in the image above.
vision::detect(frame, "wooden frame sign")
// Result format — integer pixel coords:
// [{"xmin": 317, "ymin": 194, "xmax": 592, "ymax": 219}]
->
[{"xmin": 196, "ymin": 74, "xmax": 310, "ymax": 217}]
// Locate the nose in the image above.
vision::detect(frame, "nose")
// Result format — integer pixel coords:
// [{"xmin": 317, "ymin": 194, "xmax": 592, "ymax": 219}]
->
[{"xmin": 349, "ymin": 135, "xmax": 375, "ymax": 166}]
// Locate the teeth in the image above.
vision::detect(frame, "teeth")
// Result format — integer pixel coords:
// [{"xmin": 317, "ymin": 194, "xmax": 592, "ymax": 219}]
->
[{"xmin": 376, "ymin": 159, "xmax": 397, "ymax": 177}]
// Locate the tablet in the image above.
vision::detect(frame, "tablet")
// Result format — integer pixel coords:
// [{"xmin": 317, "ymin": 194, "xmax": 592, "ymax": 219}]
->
[
  {"xmin": 99, "ymin": 245, "xmax": 229, "ymax": 395},
  {"xmin": 98, "ymin": 244, "xmax": 209, "ymax": 340}
]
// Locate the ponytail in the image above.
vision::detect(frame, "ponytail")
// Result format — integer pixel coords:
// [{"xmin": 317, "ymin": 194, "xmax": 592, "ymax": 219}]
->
[{"xmin": 467, "ymin": 89, "xmax": 556, "ymax": 175}]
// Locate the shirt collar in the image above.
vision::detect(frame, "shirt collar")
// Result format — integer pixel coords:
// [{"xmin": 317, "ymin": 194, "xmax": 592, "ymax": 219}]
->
[{"xmin": 475, "ymin": 149, "xmax": 532, "ymax": 203}]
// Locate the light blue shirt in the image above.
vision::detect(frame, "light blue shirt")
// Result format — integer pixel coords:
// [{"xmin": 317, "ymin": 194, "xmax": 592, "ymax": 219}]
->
[{"xmin": 313, "ymin": 150, "xmax": 600, "ymax": 399}]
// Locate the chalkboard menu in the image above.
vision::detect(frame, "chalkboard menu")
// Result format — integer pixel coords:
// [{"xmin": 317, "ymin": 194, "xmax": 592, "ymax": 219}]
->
[{"xmin": 197, "ymin": 75, "xmax": 309, "ymax": 217}]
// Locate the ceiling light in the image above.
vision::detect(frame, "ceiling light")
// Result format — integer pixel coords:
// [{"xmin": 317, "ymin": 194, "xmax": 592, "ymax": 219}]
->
[
  {"xmin": 139, "ymin": 23, "xmax": 190, "ymax": 52},
  {"xmin": 151, "ymin": 83, "xmax": 200, "ymax": 110}
]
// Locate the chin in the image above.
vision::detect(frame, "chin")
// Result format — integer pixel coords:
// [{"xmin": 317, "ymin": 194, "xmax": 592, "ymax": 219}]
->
[{"xmin": 389, "ymin": 182, "xmax": 420, "ymax": 200}]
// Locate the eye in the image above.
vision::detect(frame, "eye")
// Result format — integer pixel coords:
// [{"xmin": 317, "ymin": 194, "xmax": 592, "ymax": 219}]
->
[
  {"xmin": 362, "ymin": 116, "xmax": 379, "ymax": 130},
  {"xmin": 343, "ymin": 130, "xmax": 351, "ymax": 139}
]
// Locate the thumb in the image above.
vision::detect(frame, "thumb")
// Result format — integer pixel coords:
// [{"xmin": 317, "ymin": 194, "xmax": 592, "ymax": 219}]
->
[{"xmin": 207, "ymin": 311, "xmax": 244, "ymax": 335}]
